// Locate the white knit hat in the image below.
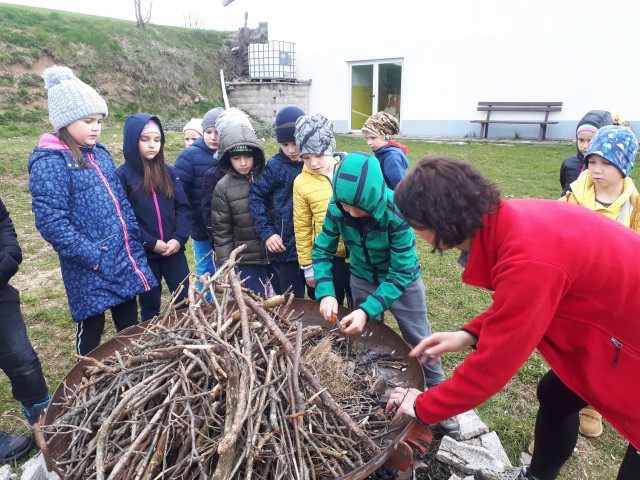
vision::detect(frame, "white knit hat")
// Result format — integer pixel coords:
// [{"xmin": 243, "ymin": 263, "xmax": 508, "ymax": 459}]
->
[
  {"xmin": 182, "ymin": 118, "xmax": 203, "ymax": 136},
  {"xmin": 43, "ymin": 65, "xmax": 108, "ymax": 131}
]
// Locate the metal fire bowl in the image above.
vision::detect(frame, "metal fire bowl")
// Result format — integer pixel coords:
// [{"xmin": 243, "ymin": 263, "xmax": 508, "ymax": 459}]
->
[{"xmin": 40, "ymin": 298, "xmax": 427, "ymax": 479}]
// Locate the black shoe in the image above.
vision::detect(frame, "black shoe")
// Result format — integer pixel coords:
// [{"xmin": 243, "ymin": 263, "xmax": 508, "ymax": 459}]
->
[
  {"xmin": 438, "ymin": 416, "xmax": 461, "ymax": 440},
  {"xmin": 0, "ymin": 431, "xmax": 34, "ymax": 462}
]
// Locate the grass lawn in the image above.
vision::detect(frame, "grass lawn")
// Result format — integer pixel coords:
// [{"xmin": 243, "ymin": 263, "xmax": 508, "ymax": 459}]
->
[{"xmin": 0, "ymin": 127, "xmax": 629, "ymax": 479}]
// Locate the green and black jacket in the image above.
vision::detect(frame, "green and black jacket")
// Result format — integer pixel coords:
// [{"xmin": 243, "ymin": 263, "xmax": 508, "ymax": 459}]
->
[{"xmin": 312, "ymin": 151, "xmax": 420, "ymax": 319}]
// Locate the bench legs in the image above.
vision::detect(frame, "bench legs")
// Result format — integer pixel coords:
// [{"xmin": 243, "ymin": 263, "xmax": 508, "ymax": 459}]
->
[
  {"xmin": 538, "ymin": 124, "xmax": 547, "ymax": 141},
  {"xmin": 480, "ymin": 122, "xmax": 488, "ymax": 139}
]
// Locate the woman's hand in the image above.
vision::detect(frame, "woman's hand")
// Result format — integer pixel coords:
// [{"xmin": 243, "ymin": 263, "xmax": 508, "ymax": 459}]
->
[
  {"xmin": 385, "ymin": 387, "xmax": 423, "ymax": 422},
  {"xmin": 163, "ymin": 239, "xmax": 181, "ymax": 256},
  {"xmin": 409, "ymin": 331, "xmax": 476, "ymax": 365}
]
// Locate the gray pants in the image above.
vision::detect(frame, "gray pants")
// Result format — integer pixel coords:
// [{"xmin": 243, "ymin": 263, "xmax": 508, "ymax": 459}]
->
[{"xmin": 350, "ymin": 275, "xmax": 446, "ymax": 386}]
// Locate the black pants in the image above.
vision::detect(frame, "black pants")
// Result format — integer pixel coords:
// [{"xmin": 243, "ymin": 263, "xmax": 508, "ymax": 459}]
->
[
  {"xmin": 0, "ymin": 285, "xmax": 49, "ymax": 408},
  {"xmin": 531, "ymin": 370, "xmax": 640, "ymax": 480},
  {"xmin": 306, "ymin": 258, "xmax": 352, "ymax": 309},
  {"xmin": 272, "ymin": 261, "xmax": 306, "ymax": 298},
  {"xmin": 75, "ymin": 297, "xmax": 138, "ymax": 356},
  {"xmin": 139, "ymin": 254, "xmax": 190, "ymax": 321}
]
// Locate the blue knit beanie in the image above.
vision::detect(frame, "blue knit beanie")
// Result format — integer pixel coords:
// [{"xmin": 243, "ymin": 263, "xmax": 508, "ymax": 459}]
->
[
  {"xmin": 585, "ymin": 125, "xmax": 638, "ymax": 177},
  {"xmin": 274, "ymin": 106, "xmax": 305, "ymax": 143},
  {"xmin": 43, "ymin": 65, "xmax": 108, "ymax": 131},
  {"xmin": 202, "ymin": 107, "xmax": 224, "ymax": 132}
]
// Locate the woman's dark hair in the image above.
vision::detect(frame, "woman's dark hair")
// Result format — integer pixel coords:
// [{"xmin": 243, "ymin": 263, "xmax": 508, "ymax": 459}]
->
[
  {"xmin": 394, "ymin": 155, "xmax": 501, "ymax": 252},
  {"xmin": 58, "ymin": 127, "xmax": 89, "ymax": 168},
  {"xmin": 141, "ymin": 149, "xmax": 173, "ymax": 198}
]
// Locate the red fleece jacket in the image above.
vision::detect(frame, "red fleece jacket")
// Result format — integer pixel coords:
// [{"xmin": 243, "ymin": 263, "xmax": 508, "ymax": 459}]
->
[{"xmin": 415, "ymin": 199, "xmax": 640, "ymax": 450}]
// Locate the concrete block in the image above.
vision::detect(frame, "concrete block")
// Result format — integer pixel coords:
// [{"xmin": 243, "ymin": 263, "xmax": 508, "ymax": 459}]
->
[
  {"xmin": 20, "ymin": 454, "xmax": 59, "ymax": 480},
  {"xmin": 436, "ymin": 435, "xmax": 504, "ymax": 475},
  {"xmin": 479, "ymin": 431, "xmax": 512, "ymax": 468},
  {"xmin": 0, "ymin": 464, "xmax": 17, "ymax": 480},
  {"xmin": 457, "ymin": 409, "xmax": 490, "ymax": 440}
]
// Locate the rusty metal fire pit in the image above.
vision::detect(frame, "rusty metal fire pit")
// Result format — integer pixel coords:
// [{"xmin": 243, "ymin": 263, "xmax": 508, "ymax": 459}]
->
[{"xmin": 37, "ymin": 298, "xmax": 431, "ymax": 479}]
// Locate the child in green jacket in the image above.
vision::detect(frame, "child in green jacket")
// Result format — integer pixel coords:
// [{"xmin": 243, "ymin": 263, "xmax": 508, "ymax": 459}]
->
[{"xmin": 312, "ymin": 150, "xmax": 459, "ymax": 436}]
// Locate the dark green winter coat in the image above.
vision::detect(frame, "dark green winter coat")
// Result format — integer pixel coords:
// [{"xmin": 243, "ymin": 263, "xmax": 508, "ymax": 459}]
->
[{"xmin": 312, "ymin": 151, "xmax": 421, "ymax": 319}]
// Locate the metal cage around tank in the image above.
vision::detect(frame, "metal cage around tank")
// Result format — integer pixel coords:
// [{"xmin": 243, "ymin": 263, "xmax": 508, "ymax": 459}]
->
[{"xmin": 248, "ymin": 40, "xmax": 296, "ymax": 80}]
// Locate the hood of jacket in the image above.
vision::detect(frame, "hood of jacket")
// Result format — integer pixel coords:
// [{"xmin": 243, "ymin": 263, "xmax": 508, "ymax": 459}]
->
[
  {"xmin": 217, "ymin": 123, "xmax": 265, "ymax": 177},
  {"xmin": 332, "ymin": 151, "xmax": 387, "ymax": 221},
  {"xmin": 576, "ymin": 110, "xmax": 613, "ymax": 161},
  {"xmin": 122, "ymin": 113, "xmax": 165, "ymax": 174},
  {"xmin": 568, "ymin": 170, "xmax": 636, "ymax": 222}
]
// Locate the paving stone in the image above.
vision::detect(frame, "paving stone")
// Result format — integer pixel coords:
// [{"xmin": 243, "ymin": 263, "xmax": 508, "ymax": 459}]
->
[
  {"xmin": 436, "ymin": 435, "xmax": 504, "ymax": 475},
  {"xmin": 457, "ymin": 410, "xmax": 490, "ymax": 440},
  {"xmin": 479, "ymin": 431, "xmax": 512, "ymax": 468},
  {"xmin": 0, "ymin": 464, "xmax": 17, "ymax": 480}
]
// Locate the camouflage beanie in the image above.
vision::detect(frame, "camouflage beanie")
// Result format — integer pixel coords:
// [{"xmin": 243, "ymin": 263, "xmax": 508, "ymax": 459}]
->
[
  {"xmin": 362, "ymin": 111, "xmax": 400, "ymax": 141},
  {"xmin": 294, "ymin": 114, "xmax": 336, "ymax": 156}
]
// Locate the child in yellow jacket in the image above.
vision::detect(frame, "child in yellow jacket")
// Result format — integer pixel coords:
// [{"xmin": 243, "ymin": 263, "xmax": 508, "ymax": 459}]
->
[
  {"xmin": 558, "ymin": 124, "xmax": 639, "ymax": 439},
  {"xmin": 292, "ymin": 114, "xmax": 351, "ymax": 307}
]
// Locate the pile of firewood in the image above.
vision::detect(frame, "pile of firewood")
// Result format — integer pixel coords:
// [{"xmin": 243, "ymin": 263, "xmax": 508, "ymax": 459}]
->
[{"xmin": 41, "ymin": 246, "xmax": 404, "ymax": 480}]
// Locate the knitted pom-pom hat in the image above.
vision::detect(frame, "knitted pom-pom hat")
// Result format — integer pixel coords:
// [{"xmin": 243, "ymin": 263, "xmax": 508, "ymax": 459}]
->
[{"xmin": 42, "ymin": 65, "xmax": 108, "ymax": 131}]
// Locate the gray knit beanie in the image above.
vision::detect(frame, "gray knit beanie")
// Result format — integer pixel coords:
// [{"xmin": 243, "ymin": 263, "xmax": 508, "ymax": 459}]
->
[
  {"xmin": 43, "ymin": 65, "xmax": 108, "ymax": 131},
  {"xmin": 294, "ymin": 114, "xmax": 336, "ymax": 156},
  {"xmin": 201, "ymin": 107, "xmax": 224, "ymax": 132}
]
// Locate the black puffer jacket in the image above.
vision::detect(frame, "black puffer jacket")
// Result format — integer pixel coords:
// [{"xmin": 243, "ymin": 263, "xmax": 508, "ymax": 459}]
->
[
  {"xmin": 0, "ymin": 197, "xmax": 21, "ymax": 290},
  {"xmin": 559, "ymin": 110, "xmax": 612, "ymax": 195},
  {"xmin": 211, "ymin": 125, "xmax": 269, "ymax": 265}
]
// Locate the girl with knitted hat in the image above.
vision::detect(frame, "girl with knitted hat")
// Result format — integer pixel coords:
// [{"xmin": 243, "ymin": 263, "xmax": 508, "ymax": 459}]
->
[
  {"xmin": 559, "ymin": 110, "xmax": 612, "ymax": 196},
  {"xmin": 27, "ymin": 66, "xmax": 156, "ymax": 356},
  {"xmin": 118, "ymin": 114, "xmax": 191, "ymax": 321},
  {"xmin": 362, "ymin": 111, "xmax": 409, "ymax": 189},
  {"xmin": 182, "ymin": 118, "xmax": 203, "ymax": 147}
]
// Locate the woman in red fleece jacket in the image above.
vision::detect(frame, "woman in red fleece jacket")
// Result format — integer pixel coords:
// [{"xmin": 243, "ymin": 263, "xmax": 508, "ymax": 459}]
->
[{"xmin": 389, "ymin": 156, "xmax": 640, "ymax": 480}]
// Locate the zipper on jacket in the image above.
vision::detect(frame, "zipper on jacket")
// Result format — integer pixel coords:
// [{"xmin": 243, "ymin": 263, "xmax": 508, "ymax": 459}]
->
[
  {"xmin": 151, "ymin": 183, "xmax": 164, "ymax": 241},
  {"xmin": 610, "ymin": 337, "xmax": 622, "ymax": 365}
]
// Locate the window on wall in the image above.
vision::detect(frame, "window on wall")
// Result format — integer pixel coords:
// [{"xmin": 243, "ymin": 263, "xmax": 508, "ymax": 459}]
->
[{"xmin": 350, "ymin": 60, "xmax": 403, "ymax": 131}]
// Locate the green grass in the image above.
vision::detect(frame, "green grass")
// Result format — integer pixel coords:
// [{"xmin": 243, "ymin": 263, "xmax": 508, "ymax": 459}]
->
[{"xmin": 0, "ymin": 127, "xmax": 630, "ymax": 479}]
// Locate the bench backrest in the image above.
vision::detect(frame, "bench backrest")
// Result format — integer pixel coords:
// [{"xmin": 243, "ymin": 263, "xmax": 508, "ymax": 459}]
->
[{"xmin": 477, "ymin": 101, "xmax": 563, "ymax": 112}]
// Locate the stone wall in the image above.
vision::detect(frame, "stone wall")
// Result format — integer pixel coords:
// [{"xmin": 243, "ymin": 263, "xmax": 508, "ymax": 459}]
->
[{"xmin": 226, "ymin": 80, "xmax": 310, "ymax": 125}]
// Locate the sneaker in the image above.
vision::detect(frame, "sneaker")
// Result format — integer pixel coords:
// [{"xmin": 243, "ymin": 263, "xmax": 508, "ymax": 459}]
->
[
  {"xmin": 22, "ymin": 395, "xmax": 50, "ymax": 426},
  {"xmin": 438, "ymin": 416, "xmax": 461, "ymax": 440},
  {"xmin": 0, "ymin": 432, "xmax": 34, "ymax": 463},
  {"xmin": 579, "ymin": 406, "xmax": 603, "ymax": 437},
  {"xmin": 474, "ymin": 465, "xmax": 532, "ymax": 479}
]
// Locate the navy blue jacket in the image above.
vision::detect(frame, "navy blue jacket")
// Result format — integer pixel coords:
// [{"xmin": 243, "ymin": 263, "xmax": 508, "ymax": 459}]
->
[
  {"xmin": 374, "ymin": 143, "xmax": 409, "ymax": 190},
  {"xmin": 117, "ymin": 113, "xmax": 192, "ymax": 260},
  {"xmin": 28, "ymin": 134, "xmax": 156, "ymax": 322},
  {"xmin": 249, "ymin": 149, "xmax": 303, "ymax": 263},
  {"xmin": 0, "ymin": 197, "xmax": 21, "ymax": 291},
  {"xmin": 174, "ymin": 137, "xmax": 217, "ymax": 241},
  {"xmin": 200, "ymin": 156, "xmax": 226, "ymax": 246}
]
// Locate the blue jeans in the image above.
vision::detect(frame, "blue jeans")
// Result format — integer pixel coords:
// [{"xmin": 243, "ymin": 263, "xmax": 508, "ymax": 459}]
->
[
  {"xmin": 192, "ymin": 240, "xmax": 217, "ymax": 296},
  {"xmin": 349, "ymin": 275, "xmax": 446, "ymax": 386},
  {"xmin": 0, "ymin": 285, "xmax": 49, "ymax": 408},
  {"xmin": 237, "ymin": 264, "xmax": 277, "ymax": 296}
]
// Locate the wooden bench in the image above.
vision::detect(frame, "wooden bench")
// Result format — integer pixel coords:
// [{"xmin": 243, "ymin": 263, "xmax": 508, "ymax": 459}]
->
[{"xmin": 471, "ymin": 101, "xmax": 563, "ymax": 140}]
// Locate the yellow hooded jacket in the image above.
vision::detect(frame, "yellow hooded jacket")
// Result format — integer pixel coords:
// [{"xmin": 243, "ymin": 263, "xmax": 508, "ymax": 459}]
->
[
  {"xmin": 293, "ymin": 157, "xmax": 346, "ymax": 268},
  {"xmin": 559, "ymin": 170, "xmax": 640, "ymax": 232}
]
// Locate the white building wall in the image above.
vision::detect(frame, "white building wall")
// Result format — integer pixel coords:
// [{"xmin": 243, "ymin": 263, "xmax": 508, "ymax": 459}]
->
[{"xmin": 263, "ymin": 0, "xmax": 640, "ymax": 139}]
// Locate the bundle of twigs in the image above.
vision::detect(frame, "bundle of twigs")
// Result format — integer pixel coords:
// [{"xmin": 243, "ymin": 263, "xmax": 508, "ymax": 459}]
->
[{"xmin": 42, "ymin": 246, "xmax": 401, "ymax": 480}]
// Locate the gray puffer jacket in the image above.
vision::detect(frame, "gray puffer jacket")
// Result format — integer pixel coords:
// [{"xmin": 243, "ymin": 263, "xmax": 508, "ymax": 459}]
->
[{"xmin": 211, "ymin": 125, "xmax": 269, "ymax": 265}]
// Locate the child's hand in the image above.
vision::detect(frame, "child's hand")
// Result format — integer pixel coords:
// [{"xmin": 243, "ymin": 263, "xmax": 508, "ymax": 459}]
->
[
  {"xmin": 163, "ymin": 239, "xmax": 181, "ymax": 256},
  {"xmin": 319, "ymin": 296, "xmax": 338, "ymax": 322},
  {"xmin": 265, "ymin": 234, "xmax": 286, "ymax": 253},
  {"xmin": 305, "ymin": 277, "xmax": 316, "ymax": 288},
  {"xmin": 341, "ymin": 308, "xmax": 367, "ymax": 335},
  {"xmin": 153, "ymin": 240, "xmax": 168, "ymax": 254}
]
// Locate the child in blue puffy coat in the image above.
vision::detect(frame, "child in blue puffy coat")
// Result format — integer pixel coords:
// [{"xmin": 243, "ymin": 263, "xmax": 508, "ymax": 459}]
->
[{"xmin": 362, "ymin": 111, "xmax": 409, "ymax": 189}]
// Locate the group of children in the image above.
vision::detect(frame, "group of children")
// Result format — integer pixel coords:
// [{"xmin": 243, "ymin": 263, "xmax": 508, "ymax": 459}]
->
[{"xmin": 6, "ymin": 63, "xmax": 637, "ymax": 477}]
